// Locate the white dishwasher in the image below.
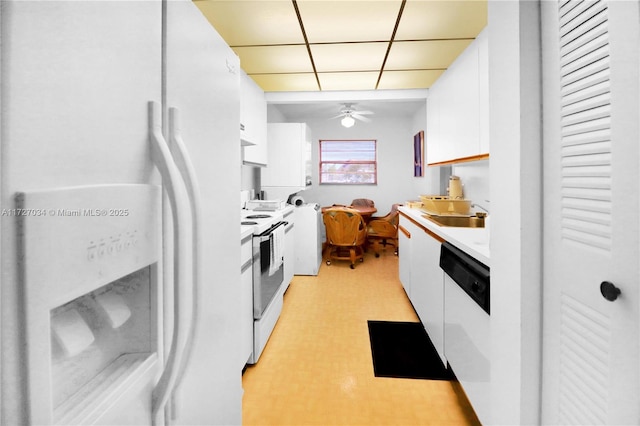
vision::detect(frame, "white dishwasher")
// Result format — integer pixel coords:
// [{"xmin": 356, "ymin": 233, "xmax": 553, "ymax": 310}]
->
[{"xmin": 441, "ymin": 242, "xmax": 491, "ymax": 425}]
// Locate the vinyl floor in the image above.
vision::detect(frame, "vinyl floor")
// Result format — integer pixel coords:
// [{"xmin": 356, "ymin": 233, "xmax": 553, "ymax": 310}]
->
[{"xmin": 242, "ymin": 246, "xmax": 481, "ymax": 426}]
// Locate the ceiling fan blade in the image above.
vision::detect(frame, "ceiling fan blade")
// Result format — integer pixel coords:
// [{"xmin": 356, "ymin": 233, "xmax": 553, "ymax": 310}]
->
[
  {"xmin": 330, "ymin": 114, "xmax": 345, "ymax": 119},
  {"xmin": 356, "ymin": 110, "xmax": 374, "ymax": 115},
  {"xmin": 352, "ymin": 114, "xmax": 371, "ymax": 122}
]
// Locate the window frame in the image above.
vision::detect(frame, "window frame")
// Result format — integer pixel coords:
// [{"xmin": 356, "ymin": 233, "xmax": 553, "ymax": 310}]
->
[{"xmin": 318, "ymin": 139, "xmax": 378, "ymax": 185}]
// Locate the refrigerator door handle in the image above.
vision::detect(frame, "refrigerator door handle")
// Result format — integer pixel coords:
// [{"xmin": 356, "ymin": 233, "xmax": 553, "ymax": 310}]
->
[
  {"xmin": 148, "ymin": 101, "xmax": 192, "ymax": 425},
  {"xmin": 167, "ymin": 107, "xmax": 202, "ymax": 417}
]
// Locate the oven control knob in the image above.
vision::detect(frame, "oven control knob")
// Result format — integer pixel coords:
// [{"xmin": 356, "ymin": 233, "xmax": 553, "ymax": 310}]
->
[{"xmin": 600, "ymin": 281, "xmax": 621, "ymax": 302}]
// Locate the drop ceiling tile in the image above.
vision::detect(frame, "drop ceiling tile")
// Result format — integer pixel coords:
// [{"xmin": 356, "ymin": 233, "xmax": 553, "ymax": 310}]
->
[
  {"xmin": 233, "ymin": 45, "xmax": 313, "ymax": 74},
  {"xmin": 385, "ymin": 39, "xmax": 473, "ymax": 70},
  {"xmin": 297, "ymin": 0, "xmax": 402, "ymax": 43},
  {"xmin": 250, "ymin": 73, "xmax": 320, "ymax": 92},
  {"xmin": 311, "ymin": 42, "xmax": 388, "ymax": 73},
  {"xmin": 318, "ymin": 71, "xmax": 379, "ymax": 91},
  {"xmin": 377, "ymin": 69, "xmax": 445, "ymax": 90},
  {"xmin": 396, "ymin": 0, "xmax": 487, "ymax": 40},
  {"xmin": 194, "ymin": 0, "xmax": 303, "ymax": 46}
]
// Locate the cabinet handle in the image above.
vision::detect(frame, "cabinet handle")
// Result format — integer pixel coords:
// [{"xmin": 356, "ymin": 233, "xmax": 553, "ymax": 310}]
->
[
  {"xmin": 399, "ymin": 225, "xmax": 411, "ymax": 238},
  {"xmin": 600, "ymin": 281, "xmax": 621, "ymax": 302}
]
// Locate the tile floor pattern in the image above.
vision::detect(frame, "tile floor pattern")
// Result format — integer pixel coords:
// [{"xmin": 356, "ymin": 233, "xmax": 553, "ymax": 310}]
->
[{"xmin": 242, "ymin": 247, "xmax": 481, "ymax": 426}]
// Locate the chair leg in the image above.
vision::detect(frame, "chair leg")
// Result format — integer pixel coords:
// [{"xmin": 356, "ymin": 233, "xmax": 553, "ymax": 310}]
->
[
  {"xmin": 371, "ymin": 239, "xmax": 381, "ymax": 257},
  {"xmin": 349, "ymin": 247, "xmax": 356, "ymax": 269}
]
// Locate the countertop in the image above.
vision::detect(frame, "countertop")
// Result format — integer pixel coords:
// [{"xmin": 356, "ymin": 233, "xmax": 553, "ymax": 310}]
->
[
  {"xmin": 398, "ymin": 206, "xmax": 490, "ymax": 267},
  {"xmin": 281, "ymin": 205, "xmax": 295, "ymax": 219}
]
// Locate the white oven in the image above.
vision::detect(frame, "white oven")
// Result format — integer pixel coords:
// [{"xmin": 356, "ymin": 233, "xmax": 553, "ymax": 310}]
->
[
  {"xmin": 16, "ymin": 184, "xmax": 161, "ymax": 425},
  {"xmin": 251, "ymin": 220, "xmax": 286, "ymax": 320},
  {"xmin": 241, "ymin": 209, "xmax": 286, "ymax": 364}
]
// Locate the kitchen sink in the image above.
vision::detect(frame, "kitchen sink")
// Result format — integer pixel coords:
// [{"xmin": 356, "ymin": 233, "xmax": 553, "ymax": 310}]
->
[{"xmin": 423, "ymin": 214, "xmax": 485, "ymax": 228}]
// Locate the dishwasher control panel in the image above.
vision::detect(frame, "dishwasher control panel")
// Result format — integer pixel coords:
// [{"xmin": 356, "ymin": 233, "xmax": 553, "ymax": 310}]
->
[{"xmin": 439, "ymin": 242, "xmax": 490, "ymax": 314}]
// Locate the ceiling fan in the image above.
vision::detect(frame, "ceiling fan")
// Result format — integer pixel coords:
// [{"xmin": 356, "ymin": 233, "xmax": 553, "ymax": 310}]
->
[{"xmin": 332, "ymin": 103, "xmax": 374, "ymax": 127}]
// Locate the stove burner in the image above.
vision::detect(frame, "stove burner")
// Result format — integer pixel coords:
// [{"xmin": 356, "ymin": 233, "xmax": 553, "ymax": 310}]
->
[
  {"xmin": 242, "ymin": 221, "xmax": 258, "ymax": 225},
  {"xmin": 246, "ymin": 214, "xmax": 271, "ymax": 219}
]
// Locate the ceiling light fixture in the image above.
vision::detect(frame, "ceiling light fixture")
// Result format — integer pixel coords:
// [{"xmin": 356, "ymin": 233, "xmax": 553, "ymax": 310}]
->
[{"xmin": 341, "ymin": 115, "xmax": 355, "ymax": 128}]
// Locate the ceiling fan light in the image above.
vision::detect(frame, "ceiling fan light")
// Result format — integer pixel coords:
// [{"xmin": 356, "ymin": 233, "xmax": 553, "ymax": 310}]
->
[{"xmin": 341, "ymin": 115, "xmax": 355, "ymax": 128}]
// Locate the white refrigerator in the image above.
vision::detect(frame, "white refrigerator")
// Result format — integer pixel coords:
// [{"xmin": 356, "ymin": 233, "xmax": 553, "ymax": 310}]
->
[{"xmin": 0, "ymin": 1, "xmax": 242, "ymax": 425}]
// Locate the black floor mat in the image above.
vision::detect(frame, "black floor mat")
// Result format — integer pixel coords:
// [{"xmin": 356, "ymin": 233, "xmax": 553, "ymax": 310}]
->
[{"xmin": 367, "ymin": 320, "xmax": 453, "ymax": 380}]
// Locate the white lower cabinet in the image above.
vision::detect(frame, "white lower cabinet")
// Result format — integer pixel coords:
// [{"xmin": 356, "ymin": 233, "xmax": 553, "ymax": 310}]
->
[
  {"xmin": 399, "ymin": 213, "xmax": 446, "ymax": 364},
  {"xmin": 398, "ymin": 219, "xmax": 412, "ymax": 296},
  {"xmin": 412, "ymin": 226, "xmax": 445, "ymax": 365},
  {"xmin": 240, "ymin": 234, "xmax": 253, "ymax": 365},
  {"xmin": 283, "ymin": 210, "xmax": 295, "ymax": 290}
]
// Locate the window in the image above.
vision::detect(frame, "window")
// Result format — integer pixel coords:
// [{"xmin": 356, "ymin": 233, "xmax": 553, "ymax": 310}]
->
[{"xmin": 319, "ymin": 139, "xmax": 377, "ymax": 184}]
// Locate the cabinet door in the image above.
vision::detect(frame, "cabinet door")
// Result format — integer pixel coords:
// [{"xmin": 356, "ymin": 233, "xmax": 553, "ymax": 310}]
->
[
  {"xmin": 427, "ymin": 30, "xmax": 488, "ymax": 165},
  {"xmin": 284, "ymin": 221, "xmax": 295, "ymax": 289},
  {"xmin": 240, "ymin": 259, "xmax": 253, "ymax": 365},
  {"xmin": 426, "ymin": 88, "xmax": 442, "ymax": 165},
  {"xmin": 304, "ymin": 125, "xmax": 313, "ymax": 186},
  {"xmin": 452, "ymin": 38, "xmax": 480, "ymax": 160},
  {"xmin": 411, "ymin": 228, "xmax": 445, "ymax": 364},
  {"xmin": 240, "ymin": 72, "xmax": 250, "ymax": 141},
  {"xmin": 399, "ymin": 214, "xmax": 445, "ymax": 364},
  {"xmin": 241, "ymin": 72, "xmax": 267, "ymax": 165},
  {"xmin": 398, "ymin": 221, "xmax": 412, "ymax": 296},
  {"xmin": 477, "ymin": 29, "xmax": 490, "ymax": 155},
  {"xmin": 262, "ymin": 123, "xmax": 306, "ymax": 187}
]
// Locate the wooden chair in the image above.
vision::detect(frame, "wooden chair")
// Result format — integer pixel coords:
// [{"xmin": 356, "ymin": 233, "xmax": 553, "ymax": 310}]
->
[
  {"xmin": 367, "ymin": 204, "xmax": 400, "ymax": 257},
  {"xmin": 323, "ymin": 207, "xmax": 367, "ymax": 269}
]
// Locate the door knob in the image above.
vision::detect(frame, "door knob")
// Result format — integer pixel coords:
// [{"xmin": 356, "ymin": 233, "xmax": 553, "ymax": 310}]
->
[{"xmin": 600, "ymin": 281, "xmax": 621, "ymax": 302}]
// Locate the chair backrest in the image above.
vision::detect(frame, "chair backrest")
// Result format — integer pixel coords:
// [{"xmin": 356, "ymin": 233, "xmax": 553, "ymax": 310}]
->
[
  {"xmin": 323, "ymin": 207, "xmax": 367, "ymax": 247},
  {"xmin": 388, "ymin": 204, "xmax": 401, "ymax": 226},
  {"xmin": 350, "ymin": 198, "xmax": 375, "ymax": 208},
  {"xmin": 367, "ymin": 204, "xmax": 401, "ymax": 236}
]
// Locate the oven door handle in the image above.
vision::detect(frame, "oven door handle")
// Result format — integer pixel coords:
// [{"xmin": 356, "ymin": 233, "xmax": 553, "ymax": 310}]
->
[
  {"xmin": 148, "ymin": 101, "xmax": 192, "ymax": 425},
  {"xmin": 167, "ymin": 107, "xmax": 202, "ymax": 418},
  {"xmin": 256, "ymin": 221, "xmax": 287, "ymax": 238}
]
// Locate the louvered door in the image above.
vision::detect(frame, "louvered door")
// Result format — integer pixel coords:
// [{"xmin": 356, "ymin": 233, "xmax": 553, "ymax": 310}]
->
[{"xmin": 541, "ymin": 1, "xmax": 640, "ymax": 424}]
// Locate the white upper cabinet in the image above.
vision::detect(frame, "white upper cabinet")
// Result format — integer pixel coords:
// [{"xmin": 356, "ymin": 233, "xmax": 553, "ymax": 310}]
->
[
  {"xmin": 427, "ymin": 28, "xmax": 489, "ymax": 165},
  {"xmin": 240, "ymin": 71, "xmax": 268, "ymax": 166},
  {"xmin": 477, "ymin": 28, "xmax": 490, "ymax": 156},
  {"xmin": 261, "ymin": 123, "xmax": 312, "ymax": 189}
]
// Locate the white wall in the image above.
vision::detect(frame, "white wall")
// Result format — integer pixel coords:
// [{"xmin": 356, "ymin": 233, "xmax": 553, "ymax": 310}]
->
[
  {"xmin": 410, "ymin": 101, "xmax": 440, "ymax": 198},
  {"xmin": 488, "ymin": 1, "xmax": 542, "ymax": 424},
  {"xmin": 267, "ymin": 104, "xmax": 286, "ymax": 122},
  {"xmin": 453, "ymin": 160, "xmax": 490, "ymax": 208},
  {"xmin": 269, "ymin": 106, "xmax": 422, "ymax": 215}
]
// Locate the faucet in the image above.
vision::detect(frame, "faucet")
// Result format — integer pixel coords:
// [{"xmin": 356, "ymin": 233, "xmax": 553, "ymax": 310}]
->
[{"xmin": 471, "ymin": 201, "xmax": 490, "ymax": 215}]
